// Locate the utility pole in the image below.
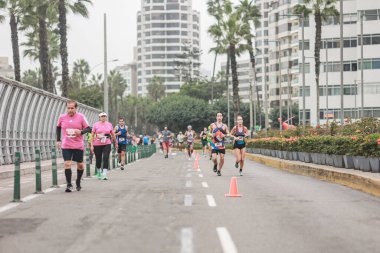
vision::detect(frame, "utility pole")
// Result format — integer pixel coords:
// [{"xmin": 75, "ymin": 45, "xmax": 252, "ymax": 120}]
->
[{"xmin": 103, "ymin": 13, "xmax": 109, "ymax": 115}]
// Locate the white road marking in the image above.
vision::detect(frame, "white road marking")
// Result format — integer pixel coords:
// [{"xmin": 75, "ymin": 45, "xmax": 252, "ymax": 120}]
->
[
  {"xmin": 0, "ymin": 203, "xmax": 21, "ymax": 213},
  {"xmin": 206, "ymin": 195, "xmax": 216, "ymax": 207},
  {"xmin": 184, "ymin": 195, "xmax": 192, "ymax": 206},
  {"xmin": 216, "ymin": 227, "xmax": 238, "ymax": 253},
  {"xmin": 180, "ymin": 228, "xmax": 193, "ymax": 253},
  {"xmin": 199, "ymin": 174, "xmax": 204, "ymax": 178},
  {"xmin": 22, "ymin": 194, "xmax": 40, "ymax": 202},
  {"xmin": 186, "ymin": 180, "xmax": 192, "ymax": 188},
  {"xmin": 202, "ymin": 182, "xmax": 209, "ymax": 188}
]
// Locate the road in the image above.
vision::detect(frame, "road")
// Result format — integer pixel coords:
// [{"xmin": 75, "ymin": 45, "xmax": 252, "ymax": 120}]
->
[{"xmin": 0, "ymin": 151, "xmax": 380, "ymax": 253}]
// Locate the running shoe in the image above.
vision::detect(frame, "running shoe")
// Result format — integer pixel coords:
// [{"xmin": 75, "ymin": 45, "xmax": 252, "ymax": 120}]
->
[
  {"xmin": 76, "ymin": 180, "xmax": 81, "ymax": 191},
  {"xmin": 209, "ymin": 155, "xmax": 212, "ymax": 160},
  {"xmin": 235, "ymin": 162, "xmax": 239, "ymax": 168},
  {"xmin": 213, "ymin": 164, "xmax": 217, "ymax": 173},
  {"xmin": 121, "ymin": 165, "xmax": 124, "ymax": 170},
  {"xmin": 65, "ymin": 184, "xmax": 73, "ymax": 192},
  {"xmin": 239, "ymin": 169, "xmax": 243, "ymax": 176},
  {"xmin": 103, "ymin": 177, "xmax": 108, "ymax": 180},
  {"xmin": 217, "ymin": 170, "xmax": 221, "ymax": 176}
]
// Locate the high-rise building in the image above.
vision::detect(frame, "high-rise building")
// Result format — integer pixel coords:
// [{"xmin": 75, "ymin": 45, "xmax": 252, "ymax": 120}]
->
[
  {"xmin": 115, "ymin": 48, "xmax": 138, "ymax": 97},
  {"xmin": 0, "ymin": 57, "xmax": 14, "ymax": 79},
  {"xmin": 255, "ymin": 0, "xmax": 380, "ymax": 127},
  {"xmin": 136, "ymin": 0, "xmax": 201, "ymax": 97}
]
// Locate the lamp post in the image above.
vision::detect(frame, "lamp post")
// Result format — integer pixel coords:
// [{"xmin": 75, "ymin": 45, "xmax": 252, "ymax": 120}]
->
[
  {"xmin": 104, "ymin": 13, "xmax": 108, "ymax": 115},
  {"xmin": 339, "ymin": 0, "xmax": 344, "ymax": 124}
]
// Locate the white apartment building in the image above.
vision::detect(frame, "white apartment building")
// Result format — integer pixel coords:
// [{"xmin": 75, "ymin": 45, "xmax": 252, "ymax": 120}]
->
[
  {"xmin": 255, "ymin": 0, "xmax": 380, "ymax": 126},
  {"xmin": 0, "ymin": 57, "xmax": 14, "ymax": 79},
  {"xmin": 136, "ymin": 0, "xmax": 201, "ymax": 97},
  {"xmin": 115, "ymin": 63, "xmax": 137, "ymax": 97}
]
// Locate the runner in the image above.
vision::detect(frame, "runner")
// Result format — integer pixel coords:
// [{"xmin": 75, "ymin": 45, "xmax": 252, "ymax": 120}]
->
[
  {"xmin": 210, "ymin": 112, "xmax": 229, "ymax": 176},
  {"xmin": 177, "ymin": 131, "xmax": 184, "ymax": 152},
  {"xmin": 230, "ymin": 115, "xmax": 249, "ymax": 176},
  {"xmin": 91, "ymin": 112, "xmax": 118, "ymax": 180},
  {"xmin": 114, "ymin": 117, "xmax": 129, "ymax": 170},
  {"xmin": 161, "ymin": 126, "xmax": 173, "ymax": 158},
  {"xmin": 56, "ymin": 100, "xmax": 91, "ymax": 192},
  {"xmin": 200, "ymin": 127, "xmax": 208, "ymax": 156},
  {"xmin": 184, "ymin": 125, "xmax": 196, "ymax": 160}
]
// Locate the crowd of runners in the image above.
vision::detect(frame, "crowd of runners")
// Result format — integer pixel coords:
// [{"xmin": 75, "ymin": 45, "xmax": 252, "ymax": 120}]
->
[
  {"xmin": 57, "ymin": 100, "xmax": 249, "ymax": 193},
  {"xmin": 158, "ymin": 112, "xmax": 249, "ymax": 177}
]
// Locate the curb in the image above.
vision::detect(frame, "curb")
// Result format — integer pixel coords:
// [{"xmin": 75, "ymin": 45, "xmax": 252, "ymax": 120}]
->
[
  {"xmin": 246, "ymin": 153, "xmax": 380, "ymax": 198},
  {"xmin": 0, "ymin": 162, "xmax": 64, "ymax": 180}
]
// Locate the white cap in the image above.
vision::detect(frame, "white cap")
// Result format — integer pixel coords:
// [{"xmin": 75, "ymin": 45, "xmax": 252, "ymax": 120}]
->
[{"xmin": 99, "ymin": 112, "xmax": 107, "ymax": 117}]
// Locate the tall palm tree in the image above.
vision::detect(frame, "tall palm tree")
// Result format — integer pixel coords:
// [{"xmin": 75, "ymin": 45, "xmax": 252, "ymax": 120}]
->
[
  {"xmin": 71, "ymin": 58, "xmax": 90, "ymax": 89},
  {"xmin": 208, "ymin": 0, "xmax": 248, "ymax": 120},
  {"xmin": 0, "ymin": 0, "xmax": 25, "ymax": 82},
  {"xmin": 55, "ymin": 0, "xmax": 92, "ymax": 97},
  {"xmin": 236, "ymin": 0, "xmax": 261, "ymax": 126},
  {"xmin": 294, "ymin": 0, "xmax": 339, "ymax": 126},
  {"xmin": 108, "ymin": 70, "xmax": 127, "ymax": 122}
]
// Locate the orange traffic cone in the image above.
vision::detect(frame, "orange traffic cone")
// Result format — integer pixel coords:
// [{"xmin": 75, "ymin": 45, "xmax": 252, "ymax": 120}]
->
[
  {"xmin": 193, "ymin": 158, "xmax": 199, "ymax": 170},
  {"xmin": 225, "ymin": 177, "xmax": 242, "ymax": 197}
]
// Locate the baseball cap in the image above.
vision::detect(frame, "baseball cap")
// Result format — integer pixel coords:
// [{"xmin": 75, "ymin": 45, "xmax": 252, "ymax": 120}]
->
[{"xmin": 99, "ymin": 112, "xmax": 107, "ymax": 117}]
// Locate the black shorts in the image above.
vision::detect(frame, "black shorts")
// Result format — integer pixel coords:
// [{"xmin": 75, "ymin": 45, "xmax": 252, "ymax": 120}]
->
[
  {"xmin": 202, "ymin": 140, "xmax": 208, "ymax": 147},
  {"xmin": 187, "ymin": 142, "xmax": 194, "ymax": 148},
  {"xmin": 233, "ymin": 143, "xmax": 246, "ymax": 150},
  {"xmin": 62, "ymin": 149, "xmax": 84, "ymax": 163},
  {"xmin": 211, "ymin": 149, "xmax": 225, "ymax": 155},
  {"xmin": 118, "ymin": 144, "xmax": 126, "ymax": 153}
]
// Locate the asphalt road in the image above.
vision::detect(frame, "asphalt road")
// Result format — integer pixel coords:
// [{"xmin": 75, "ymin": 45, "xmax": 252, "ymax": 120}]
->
[{"xmin": 0, "ymin": 151, "xmax": 380, "ymax": 253}]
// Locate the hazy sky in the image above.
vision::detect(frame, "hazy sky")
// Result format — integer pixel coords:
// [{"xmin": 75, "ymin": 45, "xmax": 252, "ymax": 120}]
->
[{"xmin": 0, "ymin": 0, "xmax": 244, "ymax": 77}]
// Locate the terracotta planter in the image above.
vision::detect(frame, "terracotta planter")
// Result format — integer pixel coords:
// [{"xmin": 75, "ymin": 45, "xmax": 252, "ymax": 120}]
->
[
  {"xmin": 369, "ymin": 158, "xmax": 380, "ymax": 173},
  {"xmin": 343, "ymin": 155, "xmax": 355, "ymax": 169}
]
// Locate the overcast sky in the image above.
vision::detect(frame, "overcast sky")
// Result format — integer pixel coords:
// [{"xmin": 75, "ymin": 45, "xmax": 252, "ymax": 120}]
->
[{"xmin": 0, "ymin": 0, "xmax": 246, "ymax": 76}]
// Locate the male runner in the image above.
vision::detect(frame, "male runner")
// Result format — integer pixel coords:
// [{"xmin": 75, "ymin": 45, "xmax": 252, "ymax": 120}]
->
[
  {"xmin": 184, "ymin": 125, "xmax": 196, "ymax": 160},
  {"xmin": 161, "ymin": 126, "xmax": 173, "ymax": 158},
  {"xmin": 57, "ymin": 100, "xmax": 91, "ymax": 192},
  {"xmin": 114, "ymin": 117, "xmax": 129, "ymax": 170},
  {"xmin": 200, "ymin": 127, "xmax": 208, "ymax": 156},
  {"xmin": 209, "ymin": 112, "xmax": 229, "ymax": 176}
]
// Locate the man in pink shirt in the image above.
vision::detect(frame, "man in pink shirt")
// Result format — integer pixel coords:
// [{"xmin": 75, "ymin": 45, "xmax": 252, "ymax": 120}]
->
[{"xmin": 56, "ymin": 100, "xmax": 91, "ymax": 192}]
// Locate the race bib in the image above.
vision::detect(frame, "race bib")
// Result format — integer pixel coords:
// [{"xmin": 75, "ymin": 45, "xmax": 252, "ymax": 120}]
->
[
  {"xmin": 216, "ymin": 142, "xmax": 223, "ymax": 147},
  {"xmin": 101, "ymin": 137, "xmax": 107, "ymax": 143},
  {"xmin": 66, "ymin": 129, "xmax": 76, "ymax": 138},
  {"xmin": 119, "ymin": 137, "xmax": 125, "ymax": 142}
]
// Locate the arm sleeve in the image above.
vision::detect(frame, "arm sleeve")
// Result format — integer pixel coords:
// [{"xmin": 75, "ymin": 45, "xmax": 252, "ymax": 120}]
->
[
  {"xmin": 56, "ymin": 126, "xmax": 62, "ymax": 141},
  {"xmin": 81, "ymin": 127, "xmax": 91, "ymax": 135}
]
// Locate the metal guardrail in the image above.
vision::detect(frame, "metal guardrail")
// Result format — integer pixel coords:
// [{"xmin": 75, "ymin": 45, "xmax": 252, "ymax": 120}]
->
[{"xmin": 0, "ymin": 76, "xmax": 101, "ymax": 165}]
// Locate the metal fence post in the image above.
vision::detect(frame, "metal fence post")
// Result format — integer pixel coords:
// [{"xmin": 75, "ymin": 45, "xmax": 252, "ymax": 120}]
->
[
  {"xmin": 51, "ymin": 148, "xmax": 59, "ymax": 188},
  {"xmin": 13, "ymin": 152, "xmax": 21, "ymax": 202},
  {"xmin": 35, "ymin": 149, "xmax": 43, "ymax": 194},
  {"xmin": 86, "ymin": 148, "xmax": 91, "ymax": 177}
]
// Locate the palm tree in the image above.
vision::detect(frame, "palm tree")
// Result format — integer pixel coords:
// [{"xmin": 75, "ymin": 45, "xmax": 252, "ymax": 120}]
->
[
  {"xmin": 294, "ymin": 0, "xmax": 339, "ymax": 126},
  {"xmin": 71, "ymin": 58, "xmax": 90, "ymax": 89},
  {"xmin": 208, "ymin": 0, "xmax": 248, "ymax": 121},
  {"xmin": 236, "ymin": 0, "xmax": 261, "ymax": 126},
  {"xmin": 147, "ymin": 76, "xmax": 166, "ymax": 102},
  {"xmin": 108, "ymin": 70, "xmax": 127, "ymax": 122},
  {"xmin": 0, "ymin": 0, "xmax": 25, "ymax": 82},
  {"xmin": 55, "ymin": 0, "xmax": 92, "ymax": 98}
]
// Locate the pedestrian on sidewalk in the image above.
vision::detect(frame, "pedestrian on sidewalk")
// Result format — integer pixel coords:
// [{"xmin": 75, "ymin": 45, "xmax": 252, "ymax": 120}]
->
[
  {"xmin": 91, "ymin": 112, "xmax": 118, "ymax": 180},
  {"xmin": 56, "ymin": 100, "xmax": 91, "ymax": 192},
  {"xmin": 230, "ymin": 115, "xmax": 249, "ymax": 176}
]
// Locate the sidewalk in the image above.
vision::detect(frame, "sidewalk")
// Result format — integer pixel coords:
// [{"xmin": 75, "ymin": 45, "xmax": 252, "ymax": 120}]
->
[
  {"xmin": 0, "ymin": 158, "xmax": 64, "ymax": 180},
  {"xmin": 247, "ymin": 153, "xmax": 380, "ymax": 197}
]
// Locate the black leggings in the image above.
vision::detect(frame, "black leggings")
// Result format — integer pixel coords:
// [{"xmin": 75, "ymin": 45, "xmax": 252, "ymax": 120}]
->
[{"xmin": 94, "ymin": 144, "xmax": 111, "ymax": 169}]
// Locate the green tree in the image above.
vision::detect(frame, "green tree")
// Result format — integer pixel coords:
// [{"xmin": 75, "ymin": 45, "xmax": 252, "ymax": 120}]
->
[
  {"xmin": 147, "ymin": 76, "xmax": 166, "ymax": 102},
  {"xmin": 22, "ymin": 68, "xmax": 42, "ymax": 88},
  {"xmin": 68, "ymin": 85, "xmax": 103, "ymax": 109},
  {"xmin": 56, "ymin": 0, "xmax": 92, "ymax": 97},
  {"xmin": 179, "ymin": 79, "xmax": 226, "ymax": 102},
  {"xmin": 147, "ymin": 94, "xmax": 211, "ymax": 133},
  {"xmin": 208, "ymin": 0, "xmax": 248, "ymax": 121},
  {"xmin": 0, "ymin": 0, "xmax": 25, "ymax": 81},
  {"xmin": 294, "ymin": 0, "xmax": 339, "ymax": 126},
  {"xmin": 70, "ymin": 58, "xmax": 90, "ymax": 90},
  {"xmin": 107, "ymin": 69, "xmax": 128, "ymax": 123}
]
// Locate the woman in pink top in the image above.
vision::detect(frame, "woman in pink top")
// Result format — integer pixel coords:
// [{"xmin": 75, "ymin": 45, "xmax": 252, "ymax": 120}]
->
[{"xmin": 91, "ymin": 112, "xmax": 118, "ymax": 180}]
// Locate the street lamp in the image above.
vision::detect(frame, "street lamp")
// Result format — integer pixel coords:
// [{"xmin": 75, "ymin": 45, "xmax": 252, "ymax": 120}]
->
[{"xmin": 90, "ymin": 59, "xmax": 119, "ymax": 74}]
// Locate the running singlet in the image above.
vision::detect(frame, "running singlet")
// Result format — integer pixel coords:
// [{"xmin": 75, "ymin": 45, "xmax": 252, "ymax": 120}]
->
[
  {"xmin": 177, "ymin": 135, "xmax": 184, "ymax": 143},
  {"xmin": 201, "ymin": 131, "xmax": 207, "ymax": 140},
  {"xmin": 211, "ymin": 122, "xmax": 226, "ymax": 150},
  {"xmin": 234, "ymin": 126, "xmax": 247, "ymax": 145},
  {"xmin": 162, "ymin": 130, "xmax": 172, "ymax": 142},
  {"xmin": 187, "ymin": 131, "xmax": 194, "ymax": 143},
  {"xmin": 57, "ymin": 112, "xmax": 89, "ymax": 150},
  {"xmin": 116, "ymin": 125, "xmax": 128, "ymax": 145}
]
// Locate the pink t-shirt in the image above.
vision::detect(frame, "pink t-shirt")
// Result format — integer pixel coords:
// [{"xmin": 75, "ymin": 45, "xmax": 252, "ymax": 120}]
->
[
  {"xmin": 92, "ymin": 121, "xmax": 114, "ymax": 146},
  {"xmin": 57, "ymin": 112, "xmax": 89, "ymax": 150}
]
